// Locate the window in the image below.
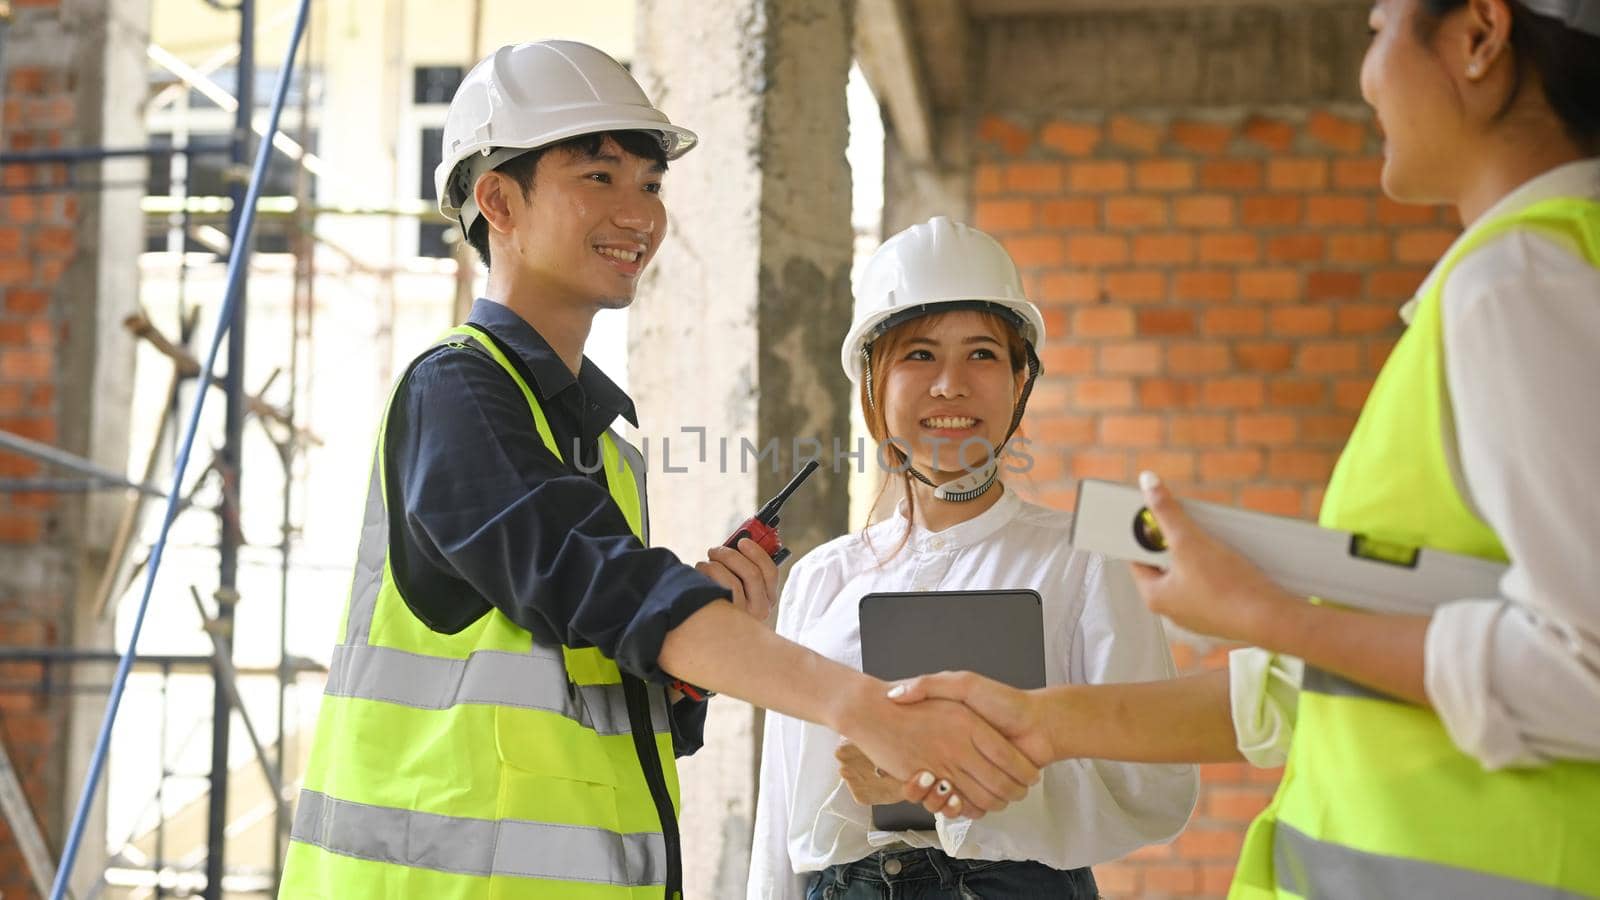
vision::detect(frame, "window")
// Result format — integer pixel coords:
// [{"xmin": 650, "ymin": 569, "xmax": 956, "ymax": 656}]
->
[
  {"xmin": 144, "ymin": 130, "xmax": 319, "ymax": 255},
  {"xmin": 414, "ymin": 66, "xmax": 464, "ymax": 105},
  {"xmin": 147, "ymin": 65, "xmax": 318, "ymax": 113},
  {"xmin": 412, "ymin": 66, "xmax": 465, "ymax": 260},
  {"xmin": 418, "ymin": 125, "xmax": 452, "ymax": 258},
  {"xmin": 144, "ymin": 63, "xmax": 323, "ymax": 256}
]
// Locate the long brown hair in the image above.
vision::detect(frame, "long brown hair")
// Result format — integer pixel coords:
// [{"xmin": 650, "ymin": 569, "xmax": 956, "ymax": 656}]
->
[{"xmin": 859, "ymin": 309, "xmax": 1031, "ymax": 560}]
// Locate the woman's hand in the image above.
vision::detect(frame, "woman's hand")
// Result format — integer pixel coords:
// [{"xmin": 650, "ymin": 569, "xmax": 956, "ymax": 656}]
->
[
  {"xmin": 1128, "ymin": 471, "xmax": 1299, "ymax": 645},
  {"xmin": 835, "ymin": 740, "xmax": 909, "ymax": 806},
  {"xmin": 833, "ymin": 681, "xmax": 1041, "ymax": 821},
  {"xmin": 884, "ymin": 671, "xmax": 1058, "ymax": 816}
]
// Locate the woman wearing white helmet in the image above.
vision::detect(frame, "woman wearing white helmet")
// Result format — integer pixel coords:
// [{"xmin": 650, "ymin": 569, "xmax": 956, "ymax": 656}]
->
[{"xmin": 746, "ymin": 217, "xmax": 1198, "ymax": 900}]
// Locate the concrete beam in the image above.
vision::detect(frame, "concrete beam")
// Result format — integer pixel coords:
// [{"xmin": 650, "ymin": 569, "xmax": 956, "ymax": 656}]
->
[
  {"xmin": 856, "ymin": 0, "xmax": 971, "ymax": 237},
  {"xmin": 855, "ymin": 0, "xmax": 936, "ymax": 166},
  {"xmin": 882, "ymin": 128, "xmax": 970, "ymax": 237},
  {"xmin": 970, "ymin": 0, "xmax": 1367, "ymax": 15},
  {"xmin": 909, "ymin": 0, "xmax": 969, "ymax": 113},
  {"xmin": 979, "ymin": 3, "xmax": 1371, "ymax": 111}
]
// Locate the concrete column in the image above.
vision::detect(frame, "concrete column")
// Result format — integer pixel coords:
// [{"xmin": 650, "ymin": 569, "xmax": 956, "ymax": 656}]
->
[
  {"xmin": 632, "ymin": 1, "xmax": 854, "ymax": 895},
  {"xmin": 0, "ymin": 0, "xmax": 147, "ymax": 893},
  {"xmin": 68, "ymin": 0, "xmax": 151, "ymax": 895}
]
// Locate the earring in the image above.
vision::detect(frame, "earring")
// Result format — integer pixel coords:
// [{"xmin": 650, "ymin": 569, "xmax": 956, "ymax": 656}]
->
[{"xmin": 1466, "ymin": 61, "xmax": 1482, "ymax": 78}]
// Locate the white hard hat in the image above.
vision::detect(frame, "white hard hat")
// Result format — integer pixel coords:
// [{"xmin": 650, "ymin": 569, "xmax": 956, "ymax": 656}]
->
[
  {"xmin": 841, "ymin": 216, "xmax": 1046, "ymax": 383},
  {"xmin": 434, "ymin": 40, "xmax": 699, "ymax": 235}
]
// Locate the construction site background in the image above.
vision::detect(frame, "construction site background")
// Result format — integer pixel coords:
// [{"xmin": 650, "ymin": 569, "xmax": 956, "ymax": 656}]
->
[{"xmin": 0, "ymin": 1, "xmax": 1436, "ymax": 897}]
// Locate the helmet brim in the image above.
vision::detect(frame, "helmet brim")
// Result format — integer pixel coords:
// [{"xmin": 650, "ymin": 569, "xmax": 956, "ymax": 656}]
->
[
  {"xmin": 840, "ymin": 295, "xmax": 1046, "ymax": 383},
  {"xmin": 435, "ymin": 118, "xmax": 700, "ymax": 220}
]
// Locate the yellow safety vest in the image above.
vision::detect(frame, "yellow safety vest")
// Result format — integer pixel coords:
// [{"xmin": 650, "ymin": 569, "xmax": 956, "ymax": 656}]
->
[
  {"xmin": 280, "ymin": 324, "xmax": 683, "ymax": 899},
  {"xmin": 1230, "ymin": 198, "xmax": 1600, "ymax": 899}
]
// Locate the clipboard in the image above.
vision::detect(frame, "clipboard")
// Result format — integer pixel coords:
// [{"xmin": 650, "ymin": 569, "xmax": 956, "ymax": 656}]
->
[
  {"xmin": 858, "ymin": 589, "xmax": 1046, "ymax": 832},
  {"xmin": 1068, "ymin": 479, "xmax": 1507, "ymax": 616}
]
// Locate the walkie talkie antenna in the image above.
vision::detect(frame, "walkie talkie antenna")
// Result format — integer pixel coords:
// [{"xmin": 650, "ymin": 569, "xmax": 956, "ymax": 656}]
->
[{"xmin": 757, "ymin": 459, "xmax": 821, "ymax": 524}]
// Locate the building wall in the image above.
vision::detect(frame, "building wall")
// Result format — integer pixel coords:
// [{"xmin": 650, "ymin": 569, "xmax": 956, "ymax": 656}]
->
[
  {"xmin": 978, "ymin": 107, "xmax": 1455, "ymax": 520},
  {"xmin": 956, "ymin": 7, "xmax": 1458, "ymax": 898},
  {"xmin": 1, "ymin": 0, "xmax": 148, "ymax": 893},
  {"xmin": 0, "ymin": 29, "xmax": 76, "ymax": 875}
]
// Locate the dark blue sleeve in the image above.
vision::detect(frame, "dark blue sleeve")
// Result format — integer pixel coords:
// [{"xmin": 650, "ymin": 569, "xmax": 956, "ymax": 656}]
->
[
  {"xmin": 670, "ymin": 697, "xmax": 709, "ymax": 758},
  {"xmin": 384, "ymin": 346, "xmax": 728, "ymax": 684}
]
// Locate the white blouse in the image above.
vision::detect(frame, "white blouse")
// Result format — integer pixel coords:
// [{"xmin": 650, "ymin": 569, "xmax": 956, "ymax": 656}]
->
[
  {"xmin": 1231, "ymin": 157, "xmax": 1600, "ymax": 771},
  {"xmin": 748, "ymin": 487, "xmax": 1199, "ymax": 900}
]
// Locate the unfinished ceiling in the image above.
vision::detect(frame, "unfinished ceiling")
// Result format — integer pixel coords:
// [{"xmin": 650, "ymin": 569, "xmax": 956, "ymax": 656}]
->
[{"xmin": 855, "ymin": 0, "xmax": 1370, "ymax": 169}]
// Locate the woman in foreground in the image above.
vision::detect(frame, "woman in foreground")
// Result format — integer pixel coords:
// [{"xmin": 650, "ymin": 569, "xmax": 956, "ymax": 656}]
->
[{"xmin": 890, "ymin": 1, "xmax": 1600, "ymax": 896}]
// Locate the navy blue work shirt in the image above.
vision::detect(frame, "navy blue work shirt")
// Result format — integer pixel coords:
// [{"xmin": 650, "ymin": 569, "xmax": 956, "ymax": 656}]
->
[{"xmin": 382, "ymin": 298, "xmax": 723, "ymax": 754}]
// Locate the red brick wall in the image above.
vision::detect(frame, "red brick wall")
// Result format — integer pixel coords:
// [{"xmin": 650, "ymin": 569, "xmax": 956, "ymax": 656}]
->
[
  {"xmin": 1, "ymin": 28, "xmax": 82, "ymax": 900},
  {"xmin": 974, "ymin": 110, "xmax": 1457, "ymax": 897}
]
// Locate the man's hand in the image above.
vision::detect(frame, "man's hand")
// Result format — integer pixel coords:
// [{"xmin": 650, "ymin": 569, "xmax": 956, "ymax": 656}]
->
[
  {"xmin": 884, "ymin": 671, "xmax": 1058, "ymax": 813},
  {"xmin": 887, "ymin": 671, "xmax": 1057, "ymax": 765},
  {"xmin": 656, "ymin": 604, "xmax": 1041, "ymax": 820},
  {"xmin": 835, "ymin": 740, "xmax": 905, "ymax": 806},
  {"xmin": 834, "ymin": 680, "xmax": 1041, "ymax": 821},
  {"xmin": 695, "ymin": 537, "xmax": 780, "ymax": 621}
]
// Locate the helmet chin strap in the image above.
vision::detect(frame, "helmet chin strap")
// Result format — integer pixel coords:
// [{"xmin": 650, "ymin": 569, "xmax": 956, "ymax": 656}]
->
[
  {"xmin": 862, "ymin": 344, "xmax": 1042, "ymax": 505},
  {"xmin": 912, "ymin": 458, "xmax": 1002, "ymax": 503}
]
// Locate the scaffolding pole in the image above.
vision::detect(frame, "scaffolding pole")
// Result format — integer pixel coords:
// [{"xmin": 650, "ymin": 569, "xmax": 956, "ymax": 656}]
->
[
  {"xmin": 0, "ymin": 429, "xmax": 169, "ymax": 498},
  {"xmin": 46, "ymin": 0, "xmax": 312, "ymax": 892},
  {"xmin": 273, "ymin": 4, "xmax": 318, "ymax": 880},
  {"xmin": 205, "ymin": 0, "xmax": 255, "ymax": 892}
]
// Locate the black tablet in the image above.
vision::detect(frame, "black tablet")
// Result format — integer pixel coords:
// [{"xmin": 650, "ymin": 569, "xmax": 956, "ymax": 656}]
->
[{"xmin": 857, "ymin": 589, "xmax": 1046, "ymax": 832}]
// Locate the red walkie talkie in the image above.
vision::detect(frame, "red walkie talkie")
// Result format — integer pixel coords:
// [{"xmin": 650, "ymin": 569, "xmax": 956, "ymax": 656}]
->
[
  {"xmin": 721, "ymin": 459, "xmax": 820, "ymax": 565},
  {"xmin": 670, "ymin": 460, "xmax": 821, "ymax": 702}
]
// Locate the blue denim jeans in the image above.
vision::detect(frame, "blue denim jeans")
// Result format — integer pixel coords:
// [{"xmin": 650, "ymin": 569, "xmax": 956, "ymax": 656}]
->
[{"xmin": 804, "ymin": 847, "xmax": 1099, "ymax": 899}]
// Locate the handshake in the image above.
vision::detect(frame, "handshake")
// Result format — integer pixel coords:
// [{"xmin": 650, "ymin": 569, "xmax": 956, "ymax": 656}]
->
[
  {"xmin": 830, "ymin": 671, "xmax": 1057, "ymax": 821},
  {"xmin": 689, "ymin": 472, "xmax": 1243, "ymax": 820},
  {"xmin": 696, "ymin": 530, "xmax": 1060, "ymax": 819}
]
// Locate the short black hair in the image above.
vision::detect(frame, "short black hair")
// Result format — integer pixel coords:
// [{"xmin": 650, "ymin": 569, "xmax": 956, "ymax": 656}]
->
[
  {"xmin": 1417, "ymin": 0, "xmax": 1600, "ymax": 152},
  {"xmin": 462, "ymin": 130, "xmax": 670, "ymax": 269}
]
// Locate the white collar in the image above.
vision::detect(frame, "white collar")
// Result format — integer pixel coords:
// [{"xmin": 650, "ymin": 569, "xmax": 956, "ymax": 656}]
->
[
  {"xmin": 888, "ymin": 485, "xmax": 1023, "ymax": 553},
  {"xmin": 1403, "ymin": 156, "xmax": 1600, "ymax": 323}
]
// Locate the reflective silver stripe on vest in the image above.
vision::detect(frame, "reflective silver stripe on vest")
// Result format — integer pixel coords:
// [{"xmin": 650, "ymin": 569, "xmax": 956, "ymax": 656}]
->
[
  {"xmin": 291, "ymin": 789, "xmax": 666, "ymax": 886},
  {"xmin": 1274, "ymin": 820, "xmax": 1587, "ymax": 899},
  {"xmin": 344, "ymin": 456, "xmax": 388, "ymax": 646},
  {"xmin": 1301, "ymin": 665, "xmax": 1398, "ymax": 703},
  {"xmin": 324, "ymin": 642, "xmax": 669, "ymax": 736}
]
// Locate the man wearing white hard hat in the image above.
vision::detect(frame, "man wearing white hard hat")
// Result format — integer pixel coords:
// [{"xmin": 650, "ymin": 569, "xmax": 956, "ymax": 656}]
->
[{"xmin": 281, "ymin": 43, "xmax": 1042, "ymax": 899}]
